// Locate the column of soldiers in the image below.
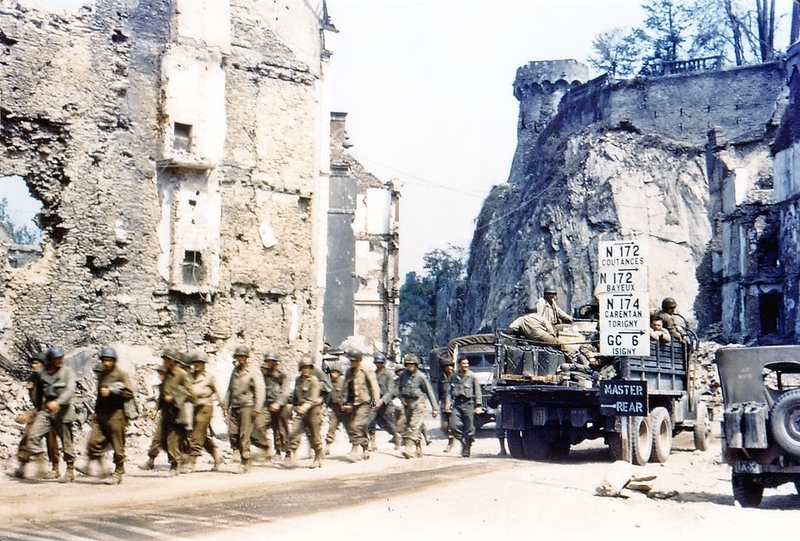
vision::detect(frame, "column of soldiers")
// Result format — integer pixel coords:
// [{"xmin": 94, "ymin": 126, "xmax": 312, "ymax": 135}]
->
[{"xmin": 11, "ymin": 344, "xmax": 474, "ymax": 485}]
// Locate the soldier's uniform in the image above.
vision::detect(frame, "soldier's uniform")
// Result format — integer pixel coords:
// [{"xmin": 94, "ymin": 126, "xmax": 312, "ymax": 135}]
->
[
  {"xmin": 187, "ymin": 352, "xmax": 224, "ymax": 472},
  {"xmin": 343, "ymin": 349, "xmax": 380, "ymax": 461},
  {"xmin": 367, "ymin": 354, "xmax": 400, "ymax": 451},
  {"xmin": 287, "ymin": 358, "xmax": 324, "ymax": 468},
  {"xmin": 438, "ymin": 359, "xmax": 456, "ymax": 452},
  {"xmin": 398, "ymin": 355, "xmax": 438, "ymax": 458},
  {"xmin": 223, "ymin": 346, "xmax": 265, "ymax": 473},
  {"xmin": 324, "ymin": 364, "xmax": 347, "ymax": 453},
  {"xmin": 25, "ymin": 347, "xmax": 77, "ymax": 480},
  {"xmin": 15, "ymin": 353, "xmax": 61, "ymax": 479},
  {"xmin": 84, "ymin": 347, "xmax": 135, "ymax": 484},
  {"xmin": 256, "ymin": 352, "xmax": 292, "ymax": 459},
  {"xmin": 446, "ymin": 362, "xmax": 482, "ymax": 457},
  {"xmin": 158, "ymin": 351, "xmax": 194, "ymax": 475}
]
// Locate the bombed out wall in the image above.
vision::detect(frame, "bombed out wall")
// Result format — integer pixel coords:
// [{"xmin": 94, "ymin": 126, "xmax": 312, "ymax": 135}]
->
[{"xmin": 0, "ymin": 1, "xmax": 330, "ymax": 365}]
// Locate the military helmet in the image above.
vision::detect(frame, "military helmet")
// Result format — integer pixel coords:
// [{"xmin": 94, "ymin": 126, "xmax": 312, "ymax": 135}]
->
[
  {"xmin": 345, "ymin": 349, "xmax": 363, "ymax": 361},
  {"xmin": 156, "ymin": 365, "xmax": 168, "ymax": 374},
  {"xmin": 192, "ymin": 351, "xmax": 208, "ymax": 363},
  {"xmin": 299, "ymin": 357, "xmax": 314, "ymax": 368},
  {"xmin": 441, "ymin": 357, "xmax": 455, "ymax": 367},
  {"xmin": 92, "ymin": 361, "xmax": 104, "ymax": 373},
  {"xmin": 46, "ymin": 346, "xmax": 65, "ymax": 364},
  {"xmin": 263, "ymin": 351, "xmax": 280, "ymax": 362},
  {"xmin": 327, "ymin": 361, "xmax": 343, "ymax": 374},
  {"xmin": 544, "ymin": 283, "xmax": 558, "ymax": 295},
  {"xmin": 233, "ymin": 346, "xmax": 250, "ymax": 358},
  {"xmin": 161, "ymin": 347, "xmax": 179, "ymax": 362},
  {"xmin": 373, "ymin": 352, "xmax": 386, "ymax": 363},
  {"xmin": 99, "ymin": 347, "xmax": 117, "ymax": 360},
  {"xmin": 175, "ymin": 351, "xmax": 192, "ymax": 367},
  {"xmin": 403, "ymin": 354, "xmax": 419, "ymax": 365},
  {"xmin": 662, "ymin": 297, "xmax": 678, "ymax": 310}
]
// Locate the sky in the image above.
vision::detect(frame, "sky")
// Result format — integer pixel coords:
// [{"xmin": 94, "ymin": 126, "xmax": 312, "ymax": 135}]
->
[{"xmin": 5, "ymin": 0, "xmax": 795, "ymax": 275}]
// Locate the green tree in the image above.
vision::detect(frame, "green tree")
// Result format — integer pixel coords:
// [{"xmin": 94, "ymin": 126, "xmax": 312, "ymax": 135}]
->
[
  {"xmin": 0, "ymin": 197, "xmax": 40, "ymax": 245},
  {"xmin": 641, "ymin": 0, "xmax": 694, "ymax": 63},
  {"xmin": 588, "ymin": 27, "xmax": 644, "ymax": 77}
]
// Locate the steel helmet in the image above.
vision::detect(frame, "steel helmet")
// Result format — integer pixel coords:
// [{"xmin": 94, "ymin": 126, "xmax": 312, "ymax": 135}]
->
[
  {"xmin": 403, "ymin": 354, "xmax": 419, "ymax": 365},
  {"xmin": 233, "ymin": 346, "xmax": 250, "ymax": 358},
  {"xmin": 99, "ymin": 347, "xmax": 117, "ymax": 360},
  {"xmin": 441, "ymin": 357, "xmax": 455, "ymax": 367},
  {"xmin": 345, "ymin": 349, "xmax": 363, "ymax": 361},
  {"xmin": 544, "ymin": 284, "xmax": 557, "ymax": 295},
  {"xmin": 161, "ymin": 347, "xmax": 179, "ymax": 362},
  {"xmin": 373, "ymin": 352, "xmax": 386, "ymax": 363},
  {"xmin": 192, "ymin": 351, "xmax": 208, "ymax": 363},
  {"xmin": 662, "ymin": 297, "xmax": 678, "ymax": 310},
  {"xmin": 263, "ymin": 351, "xmax": 280, "ymax": 362},
  {"xmin": 299, "ymin": 357, "xmax": 314, "ymax": 368}
]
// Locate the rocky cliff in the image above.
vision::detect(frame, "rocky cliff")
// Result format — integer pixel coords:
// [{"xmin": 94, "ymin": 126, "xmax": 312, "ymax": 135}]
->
[{"xmin": 461, "ymin": 60, "xmax": 787, "ymax": 335}]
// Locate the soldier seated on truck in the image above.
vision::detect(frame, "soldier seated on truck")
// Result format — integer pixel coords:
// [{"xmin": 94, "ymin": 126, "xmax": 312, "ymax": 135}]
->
[
  {"xmin": 509, "ymin": 310, "xmax": 595, "ymax": 372},
  {"xmin": 656, "ymin": 297, "xmax": 687, "ymax": 343}
]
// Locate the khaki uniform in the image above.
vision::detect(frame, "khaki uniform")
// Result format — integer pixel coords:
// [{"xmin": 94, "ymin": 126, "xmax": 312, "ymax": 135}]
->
[
  {"xmin": 397, "ymin": 370, "xmax": 437, "ymax": 445},
  {"xmin": 87, "ymin": 365, "xmax": 135, "ymax": 474},
  {"xmin": 189, "ymin": 371, "xmax": 224, "ymax": 458},
  {"xmin": 288, "ymin": 374, "xmax": 323, "ymax": 455},
  {"xmin": 446, "ymin": 369, "xmax": 482, "ymax": 450},
  {"xmin": 368, "ymin": 369, "xmax": 398, "ymax": 443},
  {"xmin": 343, "ymin": 366, "xmax": 380, "ymax": 447},
  {"xmin": 325, "ymin": 376, "xmax": 348, "ymax": 446},
  {"xmin": 27, "ymin": 365, "xmax": 77, "ymax": 467},
  {"xmin": 159, "ymin": 366, "xmax": 193, "ymax": 469},
  {"xmin": 224, "ymin": 364, "xmax": 265, "ymax": 462}
]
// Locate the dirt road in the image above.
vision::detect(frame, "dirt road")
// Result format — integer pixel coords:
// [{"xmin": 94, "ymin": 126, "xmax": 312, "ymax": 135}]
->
[{"xmin": 1, "ymin": 423, "xmax": 797, "ymax": 540}]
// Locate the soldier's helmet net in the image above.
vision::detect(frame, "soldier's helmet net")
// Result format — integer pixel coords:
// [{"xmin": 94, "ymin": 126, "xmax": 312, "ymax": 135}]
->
[
  {"xmin": 662, "ymin": 297, "xmax": 678, "ymax": 310},
  {"xmin": 403, "ymin": 354, "xmax": 419, "ymax": 365},
  {"xmin": 99, "ymin": 347, "xmax": 117, "ymax": 360}
]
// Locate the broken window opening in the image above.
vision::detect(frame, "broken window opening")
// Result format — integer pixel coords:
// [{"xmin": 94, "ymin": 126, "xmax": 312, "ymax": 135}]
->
[
  {"xmin": 173, "ymin": 123, "xmax": 193, "ymax": 152},
  {"xmin": 759, "ymin": 292, "xmax": 782, "ymax": 336},
  {"xmin": 182, "ymin": 250, "xmax": 206, "ymax": 285},
  {"xmin": 0, "ymin": 175, "xmax": 43, "ymax": 246}
]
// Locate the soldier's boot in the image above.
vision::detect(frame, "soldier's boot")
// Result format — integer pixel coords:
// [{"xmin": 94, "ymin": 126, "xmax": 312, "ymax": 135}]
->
[
  {"xmin": 30, "ymin": 454, "xmax": 47, "ymax": 479},
  {"xmin": 43, "ymin": 464, "xmax": 60, "ymax": 480},
  {"xmin": 402, "ymin": 441, "xmax": 414, "ymax": 459},
  {"xmin": 212, "ymin": 449, "xmax": 222, "ymax": 471},
  {"xmin": 444, "ymin": 437, "xmax": 455, "ymax": 453},
  {"xmin": 283, "ymin": 452, "xmax": 297, "ymax": 469},
  {"xmin": 393, "ymin": 433, "xmax": 402, "ymax": 451},
  {"xmin": 345, "ymin": 444, "xmax": 362, "ymax": 463},
  {"xmin": 361, "ymin": 443, "xmax": 370, "ymax": 460},
  {"xmin": 498, "ymin": 437, "xmax": 508, "ymax": 457},
  {"xmin": 104, "ymin": 466, "xmax": 123, "ymax": 485},
  {"xmin": 368, "ymin": 432, "xmax": 377, "ymax": 452},
  {"xmin": 60, "ymin": 463, "xmax": 75, "ymax": 483},
  {"xmin": 311, "ymin": 449, "xmax": 323, "ymax": 469},
  {"xmin": 168, "ymin": 462, "xmax": 180, "ymax": 476},
  {"xmin": 138, "ymin": 457, "xmax": 155, "ymax": 471},
  {"xmin": 12, "ymin": 461, "xmax": 26, "ymax": 479},
  {"xmin": 461, "ymin": 440, "xmax": 472, "ymax": 458},
  {"xmin": 182, "ymin": 456, "xmax": 197, "ymax": 474},
  {"xmin": 415, "ymin": 441, "xmax": 424, "ymax": 458},
  {"xmin": 324, "ymin": 441, "xmax": 332, "ymax": 456},
  {"xmin": 237, "ymin": 458, "xmax": 250, "ymax": 474},
  {"xmin": 76, "ymin": 458, "xmax": 100, "ymax": 477}
]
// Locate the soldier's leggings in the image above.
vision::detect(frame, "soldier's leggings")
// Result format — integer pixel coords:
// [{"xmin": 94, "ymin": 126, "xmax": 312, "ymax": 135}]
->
[
  {"xmin": 227, "ymin": 406, "xmax": 254, "ymax": 460},
  {"xmin": 87, "ymin": 409, "xmax": 127, "ymax": 469},
  {"xmin": 346, "ymin": 403, "xmax": 371, "ymax": 446},
  {"xmin": 401, "ymin": 399, "xmax": 426, "ymax": 444},
  {"xmin": 289, "ymin": 406, "xmax": 323, "ymax": 453},
  {"xmin": 190, "ymin": 404, "xmax": 217, "ymax": 457},
  {"xmin": 27, "ymin": 410, "xmax": 74, "ymax": 465},
  {"xmin": 326, "ymin": 406, "xmax": 348, "ymax": 444}
]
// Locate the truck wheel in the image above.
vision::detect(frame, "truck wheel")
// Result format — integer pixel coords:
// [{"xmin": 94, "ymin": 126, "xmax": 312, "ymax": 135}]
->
[
  {"xmin": 693, "ymin": 401, "xmax": 711, "ymax": 451},
  {"xmin": 649, "ymin": 407, "xmax": 672, "ymax": 463},
  {"xmin": 506, "ymin": 430, "xmax": 525, "ymax": 459},
  {"xmin": 769, "ymin": 389, "xmax": 800, "ymax": 458},
  {"xmin": 521, "ymin": 428, "xmax": 550, "ymax": 460},
  {"xmin": 631, "ymin": 416, "xmax": 652, "ymax": 466},
  {"xmin": 732, "ymin": 472, "xmax": 763, "ymax": 508}
]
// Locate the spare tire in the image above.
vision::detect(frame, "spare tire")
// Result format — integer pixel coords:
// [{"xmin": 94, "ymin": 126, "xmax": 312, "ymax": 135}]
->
[{"xmin": 769, "ymin": 389, "xmax": 800, "ymax": 458}]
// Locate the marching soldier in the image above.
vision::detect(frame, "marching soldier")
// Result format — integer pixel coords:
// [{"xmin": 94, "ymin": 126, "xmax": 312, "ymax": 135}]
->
[
  {"xmin": 438, "ymin": 357, "xmax": 456, "ymax": 452},
  {"xmin": 445, "ymin": 358, "xmax": 482, "ymax": 457},
  {"xmin": 260, "ymin": 351, "xmax": 292, "ymax": 460},
  {"xmin": 324, "ymin": 361, "xmax": 348, "ymax": 455},
  {"xmin": 223, "ymin": 346, "xmax": 265, "ymax": 473},
  {"xmin": 186, "ymin": 352, "xmax": 224, "ymax": 472},
  {"xmin": 341, "ymin": 349, "xmax": 380, "ymax": 462},
  {"xmin": 397, "ymin": 354, "xmax": 438, "ymax": 459},
  {"xmin": 158, "ymin": 347, "xmax": 194, "ymax": 476},
  {"xmin": 367, "ymin": 353, "xmax": 400, "ymax": 451},
  {"xmin": 286, "ymin": 357, "xmax": 324, "ymax": 468}
]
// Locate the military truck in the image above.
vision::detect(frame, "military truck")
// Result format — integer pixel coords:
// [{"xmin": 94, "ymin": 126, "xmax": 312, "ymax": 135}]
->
[
  {"xmin": 716, "ymin": 345, "xmax": 800, "ymax": 507},
  {"xmin": 492, "ymin": 320, "xmax": 712, "ymax": 464},
  {"xmin": 429, "ymin": 334, "xmax": 497, "ymax": 429}
]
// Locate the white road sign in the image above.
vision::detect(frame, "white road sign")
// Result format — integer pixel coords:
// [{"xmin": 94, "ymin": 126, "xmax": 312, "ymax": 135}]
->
[{"xmin": 597, "ymin": 239, "xmax": 650, "ymax": 356}]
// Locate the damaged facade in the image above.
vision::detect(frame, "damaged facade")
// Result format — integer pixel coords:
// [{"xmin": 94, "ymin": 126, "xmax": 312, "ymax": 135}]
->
[
  {"xmin": 0, "ymin": 0, "xmax": 337, "ymax": 363},
  {"xmin": 325, "ymin": 112, "xmax": 401, "ymax": 361}
]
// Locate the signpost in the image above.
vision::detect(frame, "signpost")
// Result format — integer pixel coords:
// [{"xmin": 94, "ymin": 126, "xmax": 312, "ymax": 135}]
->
[{"xmin": 596, "ymin": 239, "xmax": 650, "ymax": 356}]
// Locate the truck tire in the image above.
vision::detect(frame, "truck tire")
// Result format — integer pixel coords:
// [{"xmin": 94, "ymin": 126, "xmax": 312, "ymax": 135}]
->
[
  {"xmin": 521, "ymin": 427, "xmax": 550, "ymax": 461},
  {"xmin": 693, "ymin": 401, "xmax": 711, "ymax": 451},
  {"xmin": 631, "ymin": 415, "xmax": 652, "ymax": 466},
  {"xmin": 732, "ymin": 472, "xmax": 763, "ymax": 508},
  {"xmin": 506, "ymin": 430, "xmax": 525, "ymax": 459},
  {"xmin": 769, "ymin": 389, "xmax": 800, "ymax": 458},
  {"xmin": 649, "ymin": 407, "xmax": 672, "ymax": 463}
]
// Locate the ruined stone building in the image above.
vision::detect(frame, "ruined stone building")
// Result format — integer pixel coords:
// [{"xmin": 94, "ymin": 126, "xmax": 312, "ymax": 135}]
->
[
  {"xmin": 325, "ymin": 112, "xmax": 401, "ymax": 362},
  {"xmin": 461, "ymin": 58, "xmax": 789, "ymax": 343},
  {"xmin": 0, "ymin": 0, "xmax": 339, "ymax": 364}
]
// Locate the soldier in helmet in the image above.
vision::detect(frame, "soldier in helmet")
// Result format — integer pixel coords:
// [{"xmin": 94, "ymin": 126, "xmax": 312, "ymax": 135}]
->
[
  {"xmin": 79, "ymin": 347, "xmax": 135, "ymax": 484},
  {"xmin": 397, "ymin": 354, "xmax": 438, "ymax": 459},
  {"xmin": 445, "ymin": 358, "xmax": 483, "ymax": 457},
  {"xmin": 535, "ymin": 283, "xmax": 573, "ymax": 328},
  {"xmin": 657, "ymin": 297, "xmax": 687, "ymax": 343},
  {"xmin": 324, "ymin": 360, "xmax": 347, "ymax": 455},
  {"xmin": 223, "ymin": 346, "xmax": 265, "ymax": 473},
  {"xmin": 285, "ymin": 356, "xmax": 324, "ymax": 468},
  {"xmin": 139, "ymin": 364, "xmax": 169, "ymax": 471},
  {"xmin": 21, "ymin": 346, "xmax": 78, "ymax": 481},
  {"xmin": 439, "ymin": 357, "xmax": 457, "ymax": 453},
  {"xmin": 367, "ymin": 353, "xmax": 401, "ymax": 452},
  {"xmin": 157, "ymin": 347, "xmax": 194, "ymax": 476},
  {"xmin": 254, "ymin": 351, "xmax": 292, "ymax": 461},
  {"xmin": 341, "ymin": 348, "xmax": 380, "ymax": 462},
  {"xmin": 185, "ymin": 352, "xmax": 224, "ymax": 472}
]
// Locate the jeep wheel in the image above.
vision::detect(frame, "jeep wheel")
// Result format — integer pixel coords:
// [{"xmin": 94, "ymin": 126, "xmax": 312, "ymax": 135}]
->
[
  {"xmin": 693, "ymin": 401, "xmax": 711, "ymax": 451},
  {"xmin": 769, "ymin": 389, "xmax": 800, "ymax": 458},
  {"xmin": 631, "ymin": 415, "xmax": 652, "ymax": 466},
  {"xmin": 731, "ymin": 472, "xmax": 763, "ymax": 508},
  {"xmin": 506, "ymin": 430, "xmax": 525, "ymax": 459},
  {"xmin": 649, "ymin": 407, "xmax": 672, "ymax": 463}
]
